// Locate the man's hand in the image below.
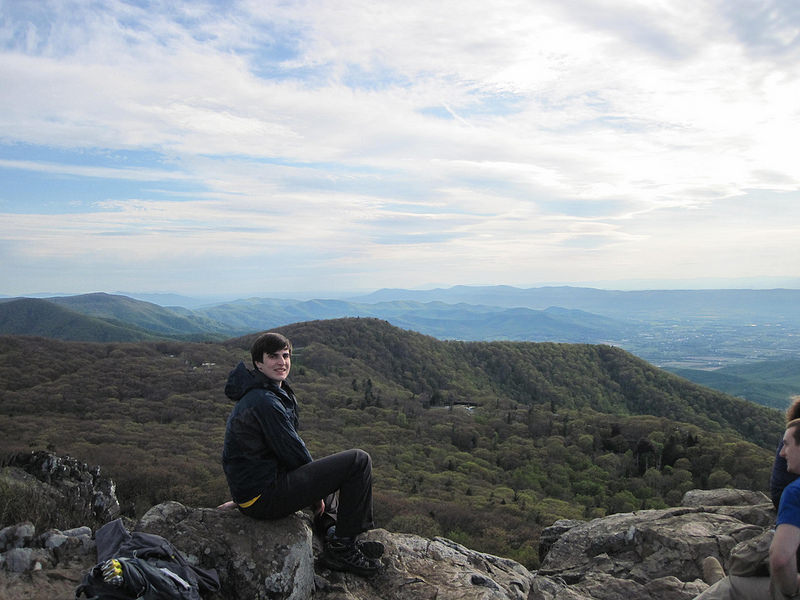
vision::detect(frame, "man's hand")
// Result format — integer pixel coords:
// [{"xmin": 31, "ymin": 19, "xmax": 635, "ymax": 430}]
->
[
  {"xmin": 770, "ymin": 523, "xmax": 800, "ymax": 596},
  {"xmin": 312, "ymin": 499, "xmax": 325, "ymax": 516}
]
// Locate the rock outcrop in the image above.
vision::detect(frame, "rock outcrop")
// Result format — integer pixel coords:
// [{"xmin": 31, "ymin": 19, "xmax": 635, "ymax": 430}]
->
[
  {"xmin": 2, "ymin": 450, "xmax": 120, "ymax": 526},
  {"xmin": 532, "ymin": 491, "xmax": 774, "ymax": 600},
  {"xmin": 136, "ymin": 500, "xmax": 532, "ymax": 600},
  {"xmin": 0, "ymin": 453, "xmax": 779, "ymax": 600}
]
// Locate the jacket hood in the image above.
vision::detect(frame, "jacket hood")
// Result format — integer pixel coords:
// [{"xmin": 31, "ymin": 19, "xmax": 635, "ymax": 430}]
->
[{"xmin": 224, "ymin": 361, "xmax": 268, "ymax": 402}]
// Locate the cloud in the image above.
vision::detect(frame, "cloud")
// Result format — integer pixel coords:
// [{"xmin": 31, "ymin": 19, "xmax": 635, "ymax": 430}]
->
[
  {"xmin": 0, "ymin": 0, "xmax": 798, "ymax": 294},
  {"xmin": 0, "ymin": 158, "xmax": 188, "ymax": 183}
]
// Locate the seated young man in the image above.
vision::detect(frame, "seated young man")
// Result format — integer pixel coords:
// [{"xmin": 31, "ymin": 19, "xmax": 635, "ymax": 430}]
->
[{"xmin": 220, "ymin": 332, "xmax": 382, "ymax": 576}]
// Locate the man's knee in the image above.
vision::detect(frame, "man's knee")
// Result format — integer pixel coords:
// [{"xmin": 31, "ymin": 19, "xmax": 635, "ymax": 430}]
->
[
  {"xmin": 352, "ymin": 448, "xmax": 371, "ymax": 469},
  {"xmin": 346, "ymin": 448, "xmax": 372, "ymax": 478},
  {"xmin": 695, "ymin": 576, "xmax": 732, "ymax": 600}
]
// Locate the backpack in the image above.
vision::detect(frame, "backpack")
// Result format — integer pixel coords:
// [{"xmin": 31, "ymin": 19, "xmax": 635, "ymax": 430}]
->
[
  {"xmin": 75, "ymin": 556, "xmax": 200, "ymax": 600},
  {"xmin": 75, "ymin": 519, "xmax": 220, "ymax": 600}
]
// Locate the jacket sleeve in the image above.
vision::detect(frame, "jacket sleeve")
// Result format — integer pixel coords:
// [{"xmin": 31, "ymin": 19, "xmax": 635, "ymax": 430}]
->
[
  {"xmin": 771, "ymin": 439, "xmax": 799, "ymax": 510},
  {"xmin": 252, "ymin": 393, "xmax": 313, "ymax": 470}
]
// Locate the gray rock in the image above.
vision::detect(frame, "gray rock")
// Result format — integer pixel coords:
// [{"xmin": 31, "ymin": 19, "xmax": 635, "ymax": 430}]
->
[
  {"xmin": 0, "ymin": 525, "xmax": 13, "ymax": 551},
  {"xmin": 682, "ymin": 489, "xmax": 770, "ymax": 508},
  {"xmin": 4, "ymin": 451, "xmax": 120, "ymax": 526},
  {"xmin": 41, "ymin": 531, "xmax": 69, "ymax": 550},
  {"xmin": 539, "ymin": 518, "xmax": 585, "ymax": 561},
  {"xmin": 295, "ymin": 527, "xmax": 533, "ymax": 600},
  {"xmin": 0, "ymin": 522, "xmax": 35, "ymax": 550},
  {"xmin": 0, "ymin": 453, "xmax": 785, "ymax": 600},
  {"xmin": 4, "ymin": 547, "xmax": 43, "ymax": 573},
  {"xmin": 63, "ymin": 526, "xmax": 92, "ymax": 537},
  {"xmin": 645, "ymin": 576, "xmax": 709, "ymax": 600},
  {"xmin": 137, "ymin": 501, "xmax": 315, "ymax": 600},
  {"xmin": 536, "ymin": 501, "xmax": 772, "ymax": 600},
  {"xmin": 529, "ymin": 573, "xmax": 595, "ymax": 600},
  {"xmin": 354, "ymin": 531, "xmax": 532, "ymax": 600},
  {"xmin": 134, "ymin": 501, "xmax": 536, "ymax": 600}
]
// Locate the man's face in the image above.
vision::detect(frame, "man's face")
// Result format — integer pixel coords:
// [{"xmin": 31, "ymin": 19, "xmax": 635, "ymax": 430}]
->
[
  {"xmin": 255, "ymin": 348, "xmax": 291, "ymax": 383},
  {"xmin": 781, "ymin": 427, "xmax": 800, "ymax": 475}
]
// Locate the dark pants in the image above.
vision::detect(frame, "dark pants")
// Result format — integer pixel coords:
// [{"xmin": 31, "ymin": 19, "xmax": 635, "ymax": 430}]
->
[{"xmin": 241, "ymin": 449, "xmax": 374, "ymax": 538}]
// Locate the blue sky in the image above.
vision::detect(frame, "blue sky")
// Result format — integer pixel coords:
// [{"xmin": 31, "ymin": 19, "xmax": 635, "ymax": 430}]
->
[{"xmin": 1, "ymin": 0, "xmax": 799, "ymax": 297}]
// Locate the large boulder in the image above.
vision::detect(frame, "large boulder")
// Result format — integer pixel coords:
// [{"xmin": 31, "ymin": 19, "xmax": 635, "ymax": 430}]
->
[
  {"xmin": 531, "ymin": 490, "xmax": 777, "ymax": 600},
  {"xmin": 317, "ymin": 528, "xmax": 531, "ymax": 600},
  {"xmin": 137, "ymin": 501, "xmax": 315, "ymax": 600},
  {"xmin": 137, "ymin": 501, "xmax": 533, "ymax": 600},
  {"xmin": 681, "ymin": 489, "xmax": 771, "ymax": 508}
]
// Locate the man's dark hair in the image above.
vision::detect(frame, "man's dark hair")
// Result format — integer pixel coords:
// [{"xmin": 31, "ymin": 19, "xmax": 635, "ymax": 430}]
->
[
  {"xmin": 788, "ymin": 396, "xmax": 800, "ymax": 422},
  {"xmin": 788, "ymin": 418, "xmax": 800, "ymax": 446},
  {"xmin": 250, "ymin": 332, "xmax": 292, "ymax": 368}
]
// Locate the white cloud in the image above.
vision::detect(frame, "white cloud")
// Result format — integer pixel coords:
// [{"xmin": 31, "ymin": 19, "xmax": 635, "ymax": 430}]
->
[{"xmin": 0, "ymin": 0, "xmax": 799, "ymax": 294}]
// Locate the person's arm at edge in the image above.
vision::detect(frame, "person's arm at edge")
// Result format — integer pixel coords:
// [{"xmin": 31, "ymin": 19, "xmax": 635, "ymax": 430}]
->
[{"xmin": 770, "ymin": 522, "xmax": 800, "ymax": 596}]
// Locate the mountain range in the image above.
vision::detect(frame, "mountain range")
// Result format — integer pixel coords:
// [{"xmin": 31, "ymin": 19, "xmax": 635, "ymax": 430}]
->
[
  {"xmin": 0, "ymin": 290, "xmax": 640, "ymax": 343},
  {"xmin": 3, "ymin": 285, "xmax": 800, "ymax": 355}
]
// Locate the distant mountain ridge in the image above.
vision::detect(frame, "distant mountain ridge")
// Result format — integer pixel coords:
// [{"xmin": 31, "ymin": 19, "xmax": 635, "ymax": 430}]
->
[
  {"xmin": 0, "ymin": 293, "xmax": 234, "ymax": 342},
  {"xmin": 195, "ymin": 296, "xmax": 635, "ymax": 342},
  {"xmin": 351, "ymin": 285, "xmax": 800, "ymax": 324},
  {"xmin": 2, "ymin": 285, "xmax": 800, "ymax": 376},
  {"xmin": 48, "ymin": 293, "xmax": 232, "ymax": 337},
  {"xmin": 0, "ymin": 297, "xmax": 158, "ymax": 342},
  {"xmin": 0, "ymin": 292, "xmax": 638, "ymax": 345}
]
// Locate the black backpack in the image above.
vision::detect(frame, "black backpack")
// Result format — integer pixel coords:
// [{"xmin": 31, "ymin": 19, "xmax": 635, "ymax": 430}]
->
[
  {"xmin": 75, "ymin": 556, "xmax": 201, "ymax": 600},
  {"xmin": 75, "ymin": 519, "xmax": 220, "ymax": 600}
]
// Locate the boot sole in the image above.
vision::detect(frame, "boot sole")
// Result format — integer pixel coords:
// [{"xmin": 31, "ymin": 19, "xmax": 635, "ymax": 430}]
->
[
  {"xmin": 358, "ymin": 540, "xmax": 385, "ymax": 559},
  {"xmin": 319, "ymin": 551, "xmax": 381, "ymax": 577}
]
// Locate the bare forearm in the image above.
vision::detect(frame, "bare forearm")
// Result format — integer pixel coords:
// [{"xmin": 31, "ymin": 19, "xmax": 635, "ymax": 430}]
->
[
  {"xmin": 772, "ymin": 564, "xmax": 800, "ymax": 597},
  {"xmin": 771, "ymin": 524, "xmax": 800, "ymax": 597}
]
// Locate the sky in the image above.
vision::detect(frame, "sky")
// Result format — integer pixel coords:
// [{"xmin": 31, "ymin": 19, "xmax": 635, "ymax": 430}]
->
[{"xmin": 1, "ymin": 0, "xmax": 800, "ymax": 298}]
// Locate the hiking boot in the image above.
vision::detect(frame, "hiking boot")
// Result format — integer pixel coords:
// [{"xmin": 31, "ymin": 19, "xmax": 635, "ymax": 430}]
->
[
  {"xmin": 320, "ymin": 537, "xmax": 382, "ymax": 577},
  {"xmin": 702, "ymin": 556, "xmax": 725, "ymax": 584},
  {"xmin": 323, "ymin": 526, "xmax": 384, "ymax": 559},
  {"xmin": 358, "ymin": 539, "xmax": 385, "ymax": 559}
]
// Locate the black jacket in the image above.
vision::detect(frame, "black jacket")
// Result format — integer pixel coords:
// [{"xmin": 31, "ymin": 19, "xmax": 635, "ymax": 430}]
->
[
  {"xmin": 221, "ymin": 361, "xmax": 312, "ymax": 503},
  {"xmin": 770, "ymin": 439, "xmax": 800, "ymax": 510}
]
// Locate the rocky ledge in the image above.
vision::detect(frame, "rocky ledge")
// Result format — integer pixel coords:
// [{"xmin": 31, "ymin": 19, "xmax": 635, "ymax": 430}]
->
[{"xmin": 0, "ymin": 452, "xmax": 775, "ymax": 600}]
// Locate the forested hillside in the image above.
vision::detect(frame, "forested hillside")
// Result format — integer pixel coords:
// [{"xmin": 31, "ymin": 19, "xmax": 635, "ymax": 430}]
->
[
  {"xmin": 0, "ymin": 297, "xmax": 157, "ymax": 342},
  {"xmin": 49, "ymin": 293, "xmax": 233, "ymax": 338},
  {"xmin": 668, "ymin": 359, "xmax": 800, "ymax": 409},
  {"xmin": 0, "ymin": 318, "xmax": 784, "ymax": 568}
]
